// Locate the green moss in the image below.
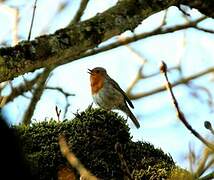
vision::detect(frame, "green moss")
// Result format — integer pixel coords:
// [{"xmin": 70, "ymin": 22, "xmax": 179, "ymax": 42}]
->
[
  {"xmin": 15, "ymin": 108, "xmax": 175, "ymax": 179},
  {"xmin": 168, "ymin": 166, "xmax": 194, "ymax": 180}
]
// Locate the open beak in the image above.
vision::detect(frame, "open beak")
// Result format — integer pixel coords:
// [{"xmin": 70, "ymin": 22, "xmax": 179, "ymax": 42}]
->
[{"xmin": 88, "ymin": 69, "xmax": 93, "ymax": 75}]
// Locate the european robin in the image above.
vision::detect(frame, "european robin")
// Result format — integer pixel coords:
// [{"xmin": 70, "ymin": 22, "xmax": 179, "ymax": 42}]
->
[{"xmin": 88, "ymin": 67, "xmax": 140, "ymax": 128}]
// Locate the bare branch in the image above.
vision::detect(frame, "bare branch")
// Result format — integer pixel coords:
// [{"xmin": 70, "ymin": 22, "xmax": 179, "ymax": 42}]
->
[
  {"xmin": 178, "ymin": 5, "xmax": 191, "ymax": 17},
  {"xmin": 21, "ymin": 0, "xmax": 87, "ymax": 124},
  {"xmin": 0, "ymin": 72, "xmax": 42, "ymax": 107},
  {"xmin": 69, "ymin": 0, "xmax": 90, "ymax": 25},
  {"xmin": 59, "ymin": 135, "xmax": 98, "ymax": 180},
  {"xmin": 126, "ymin": 66, "xmax": 143, "ymax": 95},
  {"xmin": 73, "ymin": 16, "xmax": 206, "ymax": 69},
  {"xmin": 195, "ymin": 26, "xmax": 214, "ymax": 34},
  {"xmin": 128, "ymin": 66, "xmax": 214, "ymax": 100},
  {"xmin": 160, "ymin": 61, "xmax": 214, "ymax": 151},
  {"xmin": 23, "ymin": 67, "xmax": 52, "ymax": 125},
  {"xmin": 46, "ymin": 86, "xmax": 75, "ymax": 97},
  {"xmin": 46, "ymin": 86, "xmax": 75, "ymax": 118}
]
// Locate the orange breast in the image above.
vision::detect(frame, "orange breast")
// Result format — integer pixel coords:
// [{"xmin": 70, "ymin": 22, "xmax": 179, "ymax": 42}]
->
[{"xmin": 90, "ymin": 74, "xmax": 104, "ymax": 94}]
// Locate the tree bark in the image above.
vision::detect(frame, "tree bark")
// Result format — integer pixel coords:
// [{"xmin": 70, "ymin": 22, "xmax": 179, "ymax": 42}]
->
[
  {"xmin": 0, "ymin": 0, "xmax": 212, "ymax": 83},
  {"xmin": 182, "ymin": 0, "xmax": 214, "ymax": 18}
]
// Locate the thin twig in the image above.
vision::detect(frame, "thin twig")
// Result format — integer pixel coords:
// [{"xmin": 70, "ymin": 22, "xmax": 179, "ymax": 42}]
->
[
  {"xmin": 58, "ymin": 16, "xmax": 207, "ymax": 70},
  {"xmin": 0, "ymin": 73, "xmax": 42, "ymax": 107},
  {"xmin": 64, "ymin": 99, "xmax": 71, "ymax": 119},
  {"xmin": 46, "ymin": 86, "xmax": 74, "ymax": 118},
  {"xmin": 195, "ymin": 26, "xmax": 214, "ymax": 34},
  {"xmin": 28, "ymin": 0, "xmax": 38, "ymax": 41},
  {"xmin": 22, "ymin": 0, "xmax": 87, "ymax": 124},
  {"xmin": 79, "ymin": 16, "xmax": 206, "ymax": 58},
  {"xmin": 187, "ymin": 83, "xmax": 214, "ymax": 111},
  {"xmin": 126, "ymin": 66, "xmax": 143, "ymax": 95},
  {"xmin": 69, "ymin": 0, "xmax": 90, "ymax": 25},
  {"xmin": 178, "ymin": 5, "xmax": 191, "ymax": 17},
  {"xmin": 46, "ymin": 86, "xmax": 75, "ymax": 97},
  {"xmin": 55, "ymin": 106, "xmax": 61, "ymax": 122},
  {"xmin": 126, "ymin": 65, "xmax": 179, "ymax": 97},
  {"xmin": 160, "ymin": 61, "xmax": 214, "ymax": 151}
]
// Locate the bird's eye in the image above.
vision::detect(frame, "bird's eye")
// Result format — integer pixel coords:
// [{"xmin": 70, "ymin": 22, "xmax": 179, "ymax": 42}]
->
[{"xmin": 95, "ymin": 70, "xmax": 100, "ymax": 73}]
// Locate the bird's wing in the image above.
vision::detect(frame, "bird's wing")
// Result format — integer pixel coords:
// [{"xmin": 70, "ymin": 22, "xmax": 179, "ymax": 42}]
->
[{"xmin": 109, "ymin": 77, "xmax": 134, "ymax": 109}]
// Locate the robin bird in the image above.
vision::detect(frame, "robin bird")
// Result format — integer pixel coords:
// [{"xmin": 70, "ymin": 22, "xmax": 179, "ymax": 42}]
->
[{"xmin": 88, "ymin": 67, "xmax": 140, "ymax": 128}]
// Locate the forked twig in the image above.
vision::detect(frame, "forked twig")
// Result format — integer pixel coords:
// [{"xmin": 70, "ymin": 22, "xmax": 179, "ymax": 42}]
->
[
  {"xmin": 55, "ymin": 106, "xmax": 61, "ymax": 122},
  {"xmin": 160, "ymin": 61, "xmax": 214, "ymax": 151}
]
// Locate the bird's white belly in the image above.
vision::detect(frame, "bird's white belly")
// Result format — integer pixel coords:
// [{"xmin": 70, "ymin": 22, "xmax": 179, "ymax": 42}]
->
[{"xmin": 92, "ymin": 85, "xmax": 124, "ymax": 110}]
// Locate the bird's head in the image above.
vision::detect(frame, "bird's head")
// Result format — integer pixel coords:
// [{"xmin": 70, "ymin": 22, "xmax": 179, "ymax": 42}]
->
[{"xmin": 88, "ymin": 67, "xmax": 107, "ymax": 77}]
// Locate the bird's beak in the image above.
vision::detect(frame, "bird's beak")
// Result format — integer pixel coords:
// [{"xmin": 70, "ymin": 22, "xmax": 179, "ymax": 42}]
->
[{"xmin": 88, "ymin": 69, "xmax": 93, "ymax": 75}]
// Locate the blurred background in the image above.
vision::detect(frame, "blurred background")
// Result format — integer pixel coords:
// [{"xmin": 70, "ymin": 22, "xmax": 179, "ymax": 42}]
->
[{"xmin": 0, "ymin": 0, "xmax": 214, "ymax": 173}]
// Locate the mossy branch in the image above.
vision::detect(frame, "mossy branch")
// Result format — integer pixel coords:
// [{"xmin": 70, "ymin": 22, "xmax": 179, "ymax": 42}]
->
[
  {"xmin": 0, "ymin": 0, "xmax": 211, "ymax": 83},
  {"xmin": 15, "ymin": 108, "xmax": 175, "ymax": 179}
]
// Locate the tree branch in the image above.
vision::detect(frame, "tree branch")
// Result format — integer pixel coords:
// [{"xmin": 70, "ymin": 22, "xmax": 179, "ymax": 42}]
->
[
  {"xmin": 66, "ymin": 16, "xmax": 206, "ymax": 71},
  {"xmin": 181, "ymin": 0, "xmax": 214, "ymax": 18},
  {"xmin": 21, "ymin": 0, "xmax": 88, "ymax": 124},
  {"xmin": 160, "ymin": 61, "xmax": 214, "ymax": 151},
  {"xmin": 128, "ymin": 66, "xmax": 214, "ymax": 100},
  {"xmin": 23, "ymin": 67, "xmax": 52, "ymax": 125},
  {"xmin": 59, "ymin": 135, "xmax": 98, "ymax": 180},
  {"xmin": 0, "ymin": 0, "xmax": 212, "ymax": 83},
  {"xmin": 195, "ymin": 26, "xmax": 214, "ymax": 34},
  {"xmin": 0, "ymin": 72, "xmax": 42, "ymax": 107},
  {"xmin": 0, "ymin": 0, "xmax": 182, "ymax": 83},
  {"xmin": 69, "ymin": 0, "xmax": 90, "ymax": 25}
]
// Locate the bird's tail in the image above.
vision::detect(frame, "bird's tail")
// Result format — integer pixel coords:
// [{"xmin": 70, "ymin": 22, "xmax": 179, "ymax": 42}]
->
[{"xmin": 120, "ymin": 105, "xmax": 140, "ymax": 129}]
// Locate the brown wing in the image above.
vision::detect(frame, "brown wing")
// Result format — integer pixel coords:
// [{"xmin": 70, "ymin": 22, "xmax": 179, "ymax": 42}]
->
[{"xmin": 109, "ymin": 77, "xmax": 134, "ymax": 109}]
